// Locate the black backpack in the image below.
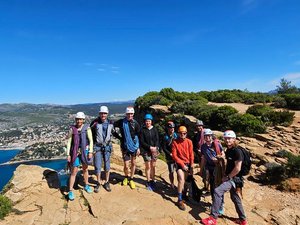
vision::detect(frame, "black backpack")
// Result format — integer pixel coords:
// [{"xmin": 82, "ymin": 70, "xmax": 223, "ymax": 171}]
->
[{"xmin": 238, "ymin": 146, "xmax": 252, "ymax": 176}]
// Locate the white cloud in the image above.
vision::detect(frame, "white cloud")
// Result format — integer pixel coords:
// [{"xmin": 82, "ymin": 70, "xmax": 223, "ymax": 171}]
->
[{"xmin": 270, "ymin": 73, "xmax": 300, "ymax": 86}]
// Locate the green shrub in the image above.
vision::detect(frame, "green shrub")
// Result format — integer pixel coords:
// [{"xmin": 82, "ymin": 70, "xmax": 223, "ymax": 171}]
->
[
  {"xmin": 265, "ymin": 163, "xmax": 286, "ymax": 184},
  {"xmin": 272, "ymin": 96, "xmax": 287, "ymax": 108},
  {"xmin": 229, "ymin": 113, "xmax": 266, "ymax": 136},
  {"xmin": 246, "ymin": 105, "xmax": 273, "ymax": 117},
  {"xmin": 285, "ymin": 153, "xmax": 300, "ymax": 178},
  {"xmin": 0, "ymin": 195, "xmax": 12, "ymax": 220},
  {"xmin": 170, "ymin": 99, "xmax": 207, "ymax": 116},
  {"xmin": 282, "ymin": 93, "xmax": 300, "ymax": 110},
  {"xmin": 265, "ymin": 110, "xmax": 294, "ymax": 126},
  {"xmin": 210, "ymin": 106, "xmax": 238, "ymax": 130}
]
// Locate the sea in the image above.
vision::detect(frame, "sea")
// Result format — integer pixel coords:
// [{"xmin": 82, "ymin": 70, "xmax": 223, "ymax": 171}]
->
[{"xmin": 0, "ymin": 149, "xmax": 68, "ymax": 192}]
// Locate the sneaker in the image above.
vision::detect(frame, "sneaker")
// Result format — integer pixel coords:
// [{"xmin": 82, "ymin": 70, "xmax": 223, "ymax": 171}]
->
[
  {"xmin": 129, "ymin": 179, "xmax": 136, "ymax": 189},
  {"xmin": 234, "ymin": 219, "xmax": 247, "ymax": 225},
  {"xmin": 146, "ymin": 182, "xmax": 153, "ymax": 191},
  {"xmin": 94, "ymin": 183, "xmax": 101, "ymax": 193},
  {"xmin": 150, "ymin": 180, "xmax": 156, "ymax": 191},
  {"xmin": 218, "ymin": 208, "xmax": 224, "ymax": 216},
  {"xmin": 68, "ymin": 191, "xmax": 75, "ymax": 201},
  {"xmin": 201, "ymin": 216, "xmax": 217, "ymax": 225},
  {"xmin": 177, "ymin": 200, "xmax": 186, "ymax": 211},
  {"xmin": 122, "ymin": 177, "xmax": 128, "ymax": 186},
  {"xmin": 103, "ymin": 182, "xmax": 111, "ymax": 192},
  {"xmin": 84, "ymin": 185, "xmax": 93, "ymax": 194}
]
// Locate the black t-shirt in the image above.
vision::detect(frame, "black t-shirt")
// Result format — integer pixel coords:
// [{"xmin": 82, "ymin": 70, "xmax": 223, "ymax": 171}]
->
[{"xmin": 225, "ymin": 146, "xmax": 244, "ymax": 177}]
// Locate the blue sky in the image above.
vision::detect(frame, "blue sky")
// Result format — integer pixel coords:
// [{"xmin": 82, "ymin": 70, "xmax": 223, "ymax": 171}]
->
[{"xmin": 1, "ymin": 0, "xmax": 300, "ymax": 104}]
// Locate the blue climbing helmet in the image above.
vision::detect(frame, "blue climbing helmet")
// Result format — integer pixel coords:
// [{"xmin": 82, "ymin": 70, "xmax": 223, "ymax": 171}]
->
[{"xmin": 144, "ymin": 114, "xmax": 153, "ymax": 121}]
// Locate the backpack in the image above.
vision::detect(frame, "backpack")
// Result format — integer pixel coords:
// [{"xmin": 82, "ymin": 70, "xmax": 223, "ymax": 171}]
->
[{"xmin": 238, "ymin": 146, "xmax": 252, "ymax": 176}]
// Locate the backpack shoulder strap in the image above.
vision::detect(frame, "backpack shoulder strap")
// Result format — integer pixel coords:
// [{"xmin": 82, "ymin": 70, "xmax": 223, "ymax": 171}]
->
[{"xmin": 213, "ymin": 138, "xmax": 221, "ymax": 156}]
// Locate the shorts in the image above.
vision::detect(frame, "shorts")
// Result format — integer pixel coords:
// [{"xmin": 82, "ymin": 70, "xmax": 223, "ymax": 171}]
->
[
  {"xmin": 94, "ymin": 146, "xmax": 111, "ymax": 174},
  {"xmin": 176, "ymin": 163, "xmax": 191, "ymax": 172},
  {"xmin": 72, "ymin": 150, "xmax": 90, "ymax": 167},
  {"xmin": 143, "ymin": 152, "xmax": 158, "ymax": 162},
  {"xmin": 122, "ymin": 149, "xmax": 137, "ymax": 161},
  {"xmin": 167, "ymin": 161, "xmax": 175, "ymax": 173}
]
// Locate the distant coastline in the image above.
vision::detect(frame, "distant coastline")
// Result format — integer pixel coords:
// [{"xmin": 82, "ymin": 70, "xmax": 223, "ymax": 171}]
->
[
  {"xmin": 0, "ymin": 156, "xmax": 66, "ymax": 166},
  {"xmin": 0, "ymin": 146, "xmax": 25, "ymax": 151}
]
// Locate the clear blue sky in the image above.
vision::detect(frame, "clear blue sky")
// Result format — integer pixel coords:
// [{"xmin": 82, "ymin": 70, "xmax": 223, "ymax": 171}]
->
[{"xmin": 1, "ymin": 0, "xmax": 300, "ymax": 104}]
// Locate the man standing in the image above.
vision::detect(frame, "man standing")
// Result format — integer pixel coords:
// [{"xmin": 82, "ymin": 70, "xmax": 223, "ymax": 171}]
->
[
  {"xmin": 172, "ymin": 126, "xmax": 194, "ymax": 211},
  {"xmin": 201, "ymin": 130, "xmax": 247, "ymax": 225},
  {"xmin": 114, "ymin": 106, "xmax": 140, "ymax": 189},
  {"xmin": 90, "ymin": 106, "xmax": 114, "ymax": 192},
  {"xmin": 162, "ymin": 121, "xmax": 178, "ymax": 189}
]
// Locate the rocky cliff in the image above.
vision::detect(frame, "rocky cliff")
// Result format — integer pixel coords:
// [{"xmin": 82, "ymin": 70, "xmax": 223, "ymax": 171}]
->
[{"xmin": 1, "ymin": 142, "xmax": 300, "ymax": 225}]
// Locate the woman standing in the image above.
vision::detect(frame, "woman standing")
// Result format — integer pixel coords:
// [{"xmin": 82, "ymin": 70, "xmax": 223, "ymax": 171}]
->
[
  {"xmin": 66, "ymin": 112, "xmax": 93, "ymax": 201},
  {"xmin": 140, "ymin": 114, "xmax": 160, "ymax": 191}
]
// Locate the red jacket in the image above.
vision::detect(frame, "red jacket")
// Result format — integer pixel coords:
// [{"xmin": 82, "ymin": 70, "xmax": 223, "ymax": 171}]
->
[{"xmin": 172, "ymin": 138, "xmax": 194, "ymax": 168}]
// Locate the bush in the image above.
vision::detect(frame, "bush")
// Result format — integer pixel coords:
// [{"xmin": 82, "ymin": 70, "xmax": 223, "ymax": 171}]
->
[
  {"xmin": 282, "ymin": 93, "xmax": 300, "ymax": 110},
  {"xmin": 229, "ymin": 113, "xmax": 266, "ymax": 136},
  {"xmin": 0, "ymin": 195, "xmax": 12, "ymax": 220},
  {"xmin": 170, "ymin": 99, "xmax": 207, "ymax": 116},
  {"xmin": 265, "ymin": 163, "xmax": 286, "ymax": 184},
  {"xmin": 285, "ymin": 153, "xmax": 300, "ymax": 178},
  {"xmin": 210, "ymin": 106, "xmax": 238, "ymax": 130},
  {"xmin": 272, "ymin": 96, "xmax": 287, "ymax": 108},
  {"xmin": 265, "ymin": 110, "xmax": 294, "ymax": 126},
  {"xmin": 246, "ymin": 105, "xmax": 273, "ymax": 117}
]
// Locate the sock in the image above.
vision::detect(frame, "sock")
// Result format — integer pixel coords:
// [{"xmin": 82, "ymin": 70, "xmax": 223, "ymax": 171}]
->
[{"xmin": 178, "ymin": 193, "xmax": 183, "ymax": 201}]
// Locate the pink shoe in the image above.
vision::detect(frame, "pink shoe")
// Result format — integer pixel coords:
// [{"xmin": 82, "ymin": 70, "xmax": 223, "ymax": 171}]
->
[
  {"xmin": 201, "ymin": 216, "xmax": 217, "ymax": 225},
  {"xmin": 235, "ymin": 219, "xmax": 247, "ymax": 225}
]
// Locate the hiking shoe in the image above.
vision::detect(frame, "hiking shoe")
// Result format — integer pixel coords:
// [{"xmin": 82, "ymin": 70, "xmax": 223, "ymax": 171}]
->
[
  {"xmin": 146, "ymin": 182, "xmax": 153, "ymax": 191},
  {"xmin": 129, "ymin": 179, "xmax": 136, "ymax": 189},
  {"xmin": 68, "ymin": 191, "xmax": 75, "ymax": 201},
  {"xmin": 218, "ymin": 208, "xmax": 224, "ymax": 216},
  {"xmin": 84, "ymin": 185, "xmax": 93, "ymax": 194},
  {"xmin": 201, "ymin": 216, "xmax": 217, "ymax": 225},
  {"xmin": 150, "ymin": 180, "xmax": 156, "ymax": 191},
  {"xmin": 234, "ymin": 219, "xmax": 247, "ymax": 225},
  {"xmin": 177, "ymin": 200, "xmax": 186, "ymax": 211},
  {"xmin": 94, "ymin": 183, "xmax": 101, "ymax": 193},
  {"xmin": 103, "ymin": 182, "xmax": 111, "ymax": 192},
  {"xmin": 122, "ymin": 177, "xmax": 128, "ymax": 186}
]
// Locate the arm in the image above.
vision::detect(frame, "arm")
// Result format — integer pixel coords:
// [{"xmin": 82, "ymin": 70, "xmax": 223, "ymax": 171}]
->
[
  {"xmin": 87, "ymin": 127, "xmax": 93, "ymax": 153},
  {"xmin": 140, "ymin": 129, "xmax": 151, "ymax": 151},
  {"xmin": 66, "ymin": 128, "xmax": 73, "ymax": 162}
]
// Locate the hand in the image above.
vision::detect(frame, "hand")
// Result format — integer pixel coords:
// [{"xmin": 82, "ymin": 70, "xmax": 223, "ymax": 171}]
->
[
  {"xmin": 183, "ymin": 165, "xmax": 189, "ymax": 172},
  {"xmin": 136, "ymin": 148, "xmax": 140, "ymax": 157},
  {"xmin": 189, "ymin": 166, "xmax": 194, "ymax": 175},
  {"xmin": 222, "ymin": 176, "xmax": 230, "ymax": 183},
  {"xmin": 67, "ymin": 156, "xmax": 71, "ymax": 163},
  {"xmin": 88, "ymin": 153, "xmax": 93, "ymax": 160}
]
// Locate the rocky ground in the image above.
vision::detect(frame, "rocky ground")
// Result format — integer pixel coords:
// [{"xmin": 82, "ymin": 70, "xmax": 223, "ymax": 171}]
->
[{"xmin": 1, "ymin": 142, "xmax": 300, "ymax": 225}]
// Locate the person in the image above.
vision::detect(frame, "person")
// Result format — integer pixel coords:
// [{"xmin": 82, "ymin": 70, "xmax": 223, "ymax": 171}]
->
[
  {"xmin": 140, "ymin": 114, "xmax": 160, "ymax": 191},
  {"xmin": 201, "ymin": 130, "xmax": 247, "ymax": 225},
  {"xmin": 90, "ymin": 106, "xmax": 114, "ymax": 192},
  {"xmin": 66, "ymin": 112, "xmax": 93, "ymax": 201},
  {"xmin": 192, "ymin": 120, "xmax": 209, "ymax": 191},
  {"xmin": 162, "ymin": 121, "xmax": 178, "ymax": 189},
  {"xmin": 172, "ymin": 126, "xmax": 194, "ymax": 211},
  {"xmin": 199, "ymin": 128, "xmax": 225, "ymax": 214},
  {"xmin": 113, "ymin": 106, "xmax": 140, "ymax": 189}
]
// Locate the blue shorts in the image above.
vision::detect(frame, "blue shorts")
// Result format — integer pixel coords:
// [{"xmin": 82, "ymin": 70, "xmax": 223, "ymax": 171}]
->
[
  {"xmin": 94, "ymin": 146, "xmax": 111, "ymax": 174},
  {"xmin": 72, "ymin": 150, "xmax": 92, "ymax": 167}
]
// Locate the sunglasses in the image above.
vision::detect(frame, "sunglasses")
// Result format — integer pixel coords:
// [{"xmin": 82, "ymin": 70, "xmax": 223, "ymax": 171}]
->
[{"xmin": 179, "ymin": 132, "xmax": 187, "ymax": 135}]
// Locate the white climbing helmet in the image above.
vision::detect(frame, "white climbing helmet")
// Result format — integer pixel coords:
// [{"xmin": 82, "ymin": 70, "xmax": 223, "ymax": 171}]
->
[
  {"xmin": 223, "ymin": 130, "xmax": 236, "ymax": 138},
  {"xmin": 204, "ymin": 128, "xmax": 213, "ymax": 136},
  {"xmin": 99, "ymin": 106, "xmax": 109, "ymax": 114},
  {"xmin": 75, "ymin": 112, "xmax": 85, "ymax": 119},
  {"xmin": 125, "ymin": 106, "xmax": 135, "ymax": 114}
]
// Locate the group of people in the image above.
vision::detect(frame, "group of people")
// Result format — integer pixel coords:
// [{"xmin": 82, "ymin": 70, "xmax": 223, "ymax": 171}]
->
[{"xmin": 65, "ymin": 106, "xmax": 247, "ymax": 225}]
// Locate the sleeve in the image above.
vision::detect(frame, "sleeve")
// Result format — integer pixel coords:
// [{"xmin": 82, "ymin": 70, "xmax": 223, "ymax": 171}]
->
[
  {"xmin": 66, "ymin": 128, "xmax": 73, "ymax": 156},
  {"xmin": 155, "ymin": 128, "xmax": 160, "ymax": 150},
  {"xmin": 172, "ymin": 141, "xmax": 184, "ymax": 168},
  {"xmin": 87, "ymin": 127, "xmax": 93, "ymax": 153},
  {"xmin": 135, "ymin": 121, "xmax": 141, "ymax": 135},
  {"xmin": 235, "ymin": 148, "xmax": 243, "ymax": 162}
]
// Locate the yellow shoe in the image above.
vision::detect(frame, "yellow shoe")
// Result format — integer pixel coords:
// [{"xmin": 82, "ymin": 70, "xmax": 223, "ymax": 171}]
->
[
  {"xmin": 122, "ymin": 178, "xmax": 128, "ymax": 186},
  {"xmin": 129, "ymin": 180, "xmax": 136, "ymax": 189}
]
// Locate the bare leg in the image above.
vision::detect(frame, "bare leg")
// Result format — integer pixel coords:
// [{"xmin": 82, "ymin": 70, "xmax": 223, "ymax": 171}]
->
[
  {"xmin": 150, "ymin": 160, "xmax": 156, "ymax": 181},
  {"xmin": 145, "ymin": 161, "xmax": 151, "ymax": 181},
  {"xmin": 82, "ymin": 164, "xmax": 89, "ymax": 185},
  {"xmin": 130, "ymin": 156, "xmax": 136, "ymax": 178},
  {"xmin": 69, "ymin": 166, "xmax": 79, "ymax": 191}
]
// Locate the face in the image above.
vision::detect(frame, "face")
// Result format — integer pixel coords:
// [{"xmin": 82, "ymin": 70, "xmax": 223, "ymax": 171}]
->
[
  {"xmin": 196, "ymin": 125, "xmax": 203, "ymax": 132},
  {"xmin": 145, "ymin": 119, "xmax": 152, "ymax": 128},
  {"xmin": 99, "ymin": 112, "xmax": 108, "ymax": 121},
  {"xmin": 224, "ymin": 137, "xmax": 236, "ymax": 148},
  {"xmin": 75, "ymin": 118, "xmax": 84, "ymax": 127},
  {"xmin": 204, "ymin": 135, "xmax": 212, "ymax": 143},
  {"xmin": 179, "ymin": 131, "xmax": 187, "ymax": 140},
  {"xmin": 126, "ymin": 113, "xmax": 134, "ymax": 121},
  {"xmin": 168, "ymin": 127, "xmax": 174, "ymax": 134}
]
